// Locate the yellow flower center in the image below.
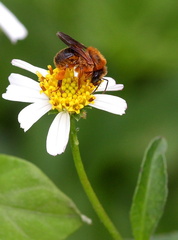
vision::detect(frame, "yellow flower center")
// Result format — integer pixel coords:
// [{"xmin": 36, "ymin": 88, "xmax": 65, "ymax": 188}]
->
[{"xmin": 37, "ymin": 66, "xmax": 97, "ymax": 114}]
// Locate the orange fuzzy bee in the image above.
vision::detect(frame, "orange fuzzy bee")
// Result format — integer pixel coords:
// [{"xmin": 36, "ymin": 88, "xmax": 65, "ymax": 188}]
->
[{"xmin": 54, "ymin": 32, "xmax": 107, "ymax": 88}]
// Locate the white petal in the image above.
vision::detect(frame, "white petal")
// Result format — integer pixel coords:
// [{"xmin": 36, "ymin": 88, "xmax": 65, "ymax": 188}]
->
[
  {"xmin": 11, "ymin": 59, "xmax": 48, "ymax": 77},
  {"xmin": 18, "ymin": 101, "xmax": 52, "ymax": 132},
  {"xmin": 105, "ymin": 84, "xmax": 124, "ymax": 92},
  {"xmin": 2, "ymin": 73, "xmax": 48, "ymax": 103},
  {"xmin": 90, "ymin": 94, "xmax": 127, "ymax": 115},
  {"xmin": 96, "ymin": 77, "xmax": 124, "ymax": 92},
  {"xmin": 46, "ymin": 112, "xmax": 70, "ymax": 156},
  {"xmin": 2, "ymin": 87, "xmax": 47, "ymax": 103},
  {"xmin": 0, "ymin": 2, "xmax": 28, "ymax": 43},
  {"xmin": 8, "ymin": 73, "xmax": 40, "ymax": 89}
]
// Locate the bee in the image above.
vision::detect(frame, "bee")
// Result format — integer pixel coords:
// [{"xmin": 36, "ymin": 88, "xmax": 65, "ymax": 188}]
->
[{"xmin": 54, "ymin": 32, "xmax": 108, "ymax": 89}]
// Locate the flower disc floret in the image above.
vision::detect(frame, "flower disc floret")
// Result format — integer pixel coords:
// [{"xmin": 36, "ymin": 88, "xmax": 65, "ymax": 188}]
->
[{"xmin": 37, "ymin": 66, "xmax": 96, "ymax": 114}]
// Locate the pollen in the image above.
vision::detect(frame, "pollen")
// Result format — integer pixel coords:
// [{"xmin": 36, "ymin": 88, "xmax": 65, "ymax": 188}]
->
[{"xmin": 37, "ymin": 66, "xmax": 96, "ymax": 114}]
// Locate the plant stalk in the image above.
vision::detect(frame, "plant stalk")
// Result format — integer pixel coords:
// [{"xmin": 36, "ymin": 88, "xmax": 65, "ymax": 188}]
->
[{"xmin": 70, "ymin": 116, "xmax": 123, "ymax": 240}]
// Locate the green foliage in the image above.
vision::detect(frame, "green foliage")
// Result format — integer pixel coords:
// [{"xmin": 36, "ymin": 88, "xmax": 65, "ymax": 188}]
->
[
  {"xmin": 127, "ymin": 232, "xmax": 178, "ymax": 240},
  {"xmin": 0, "ymin": 154, "xmax": 83, "ymax": 240},
  {"xmin": 152, "ymin": 232, "xmax": 178, "ymax": 240},
  {"xmin": 130, "ymin": 137, "xmax": 168, "ymax": 240}
]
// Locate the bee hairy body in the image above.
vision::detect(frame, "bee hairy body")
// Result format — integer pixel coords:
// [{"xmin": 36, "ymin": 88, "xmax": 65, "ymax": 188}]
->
[{"xmin": 54, "ymin": 32, "xmax": 107, "ymax": 86}]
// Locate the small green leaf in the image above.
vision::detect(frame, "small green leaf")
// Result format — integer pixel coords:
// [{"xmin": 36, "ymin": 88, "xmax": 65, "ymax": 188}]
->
[
  {"xmin": 125, "ymin": 232, "xmax": 178, "ymax": 240},
  {"xmin": 152, "ymin": 232, "xmax": 178, "ymax": 240},
  {"xmin": 0, "ymin": 154, "xmax": 85, "ymax": 240},
  {"xmin": 130, "ymin": 137, "xmax": 168, "ymax": 240}
]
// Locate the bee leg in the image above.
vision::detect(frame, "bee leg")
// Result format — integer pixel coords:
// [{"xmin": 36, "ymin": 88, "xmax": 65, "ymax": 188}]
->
[
  {"xmin": 92, "ymin": 78, "xmax": 109, "ymax": 93},
  {"xmin": 74, "ymin": 66, "xmax": 82, "ymax": 89},
  {"xmin": 102, "ymin": 77, "xmax": 109, "ymax": 93},
  {"xmin": 57, "ymin": 69, "xmax": 66, "ymax": 80}
]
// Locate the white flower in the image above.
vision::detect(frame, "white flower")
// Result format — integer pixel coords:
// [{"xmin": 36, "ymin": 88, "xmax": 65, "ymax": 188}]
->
[
  {"xmin": 0, "ymin": 2, "xmax": 28, "ymax": 43},
  {"xmin": 2, "ymin": 59, "xmax": 127, "ymax": 156}
]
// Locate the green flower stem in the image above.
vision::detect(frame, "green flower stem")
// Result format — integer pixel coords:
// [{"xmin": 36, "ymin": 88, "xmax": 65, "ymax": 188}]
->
[{"xmin": 70, "ymin": 116, "xmax": 123, "ymax": 240}]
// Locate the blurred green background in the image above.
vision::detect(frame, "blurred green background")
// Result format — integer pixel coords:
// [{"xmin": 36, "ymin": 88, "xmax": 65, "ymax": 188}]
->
[{"xmin": 1, "ymin": 0, "xmax": 178, "ymax": 239}]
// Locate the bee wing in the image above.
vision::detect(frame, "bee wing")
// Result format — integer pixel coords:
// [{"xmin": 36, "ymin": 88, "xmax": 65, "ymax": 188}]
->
[
  {"xmin": 57, "ymin": 32, "xmax": 93, "ymax": 64},
  {"xmin": 70, "ymin": 45, "xmax": 93, "ymax": 64},
  {"xmin": 57, "ymin": 32, "xmax": 86, "ymax": 49}
]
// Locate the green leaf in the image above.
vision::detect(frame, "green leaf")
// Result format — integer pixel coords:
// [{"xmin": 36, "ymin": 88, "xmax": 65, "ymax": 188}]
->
[
  {"xmin": 152, "ymin": 232, "xmax": 178, "ymax": 240},
  {"xmin": 130, "ymin": 137, "xmax": 168, "ymax": 240},
  {"xmin": 0, "ymin": 154, "xmax": 86, "ymax": 240},
  {"xmin": 125, "ymin": 232, "xmax": 178, "ymax": 240}
]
